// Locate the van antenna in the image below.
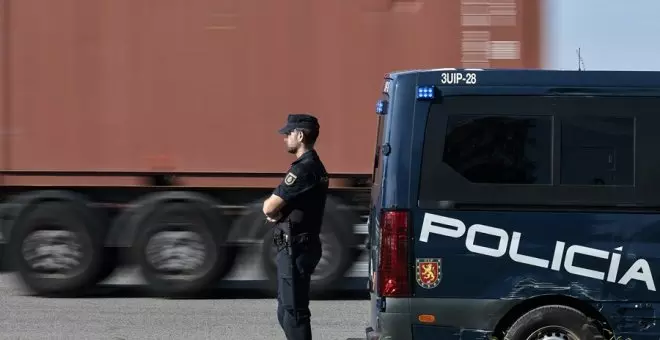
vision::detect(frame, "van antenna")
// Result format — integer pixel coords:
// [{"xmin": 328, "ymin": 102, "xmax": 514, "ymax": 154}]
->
[{"xmin": 577, "ymin": 48, "xmax": 586, "ymax": 71}]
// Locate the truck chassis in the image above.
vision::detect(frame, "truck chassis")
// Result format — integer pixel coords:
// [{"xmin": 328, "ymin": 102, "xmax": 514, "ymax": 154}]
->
[{"xmin": 0, "ymin": 172, "xmax": 371, "ymax": 297}]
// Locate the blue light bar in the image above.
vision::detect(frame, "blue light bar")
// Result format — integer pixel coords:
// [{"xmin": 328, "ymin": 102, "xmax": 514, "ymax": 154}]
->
[
  {"xmin": 416, "ymin": 86, "xmax": 435, "ymax": 100},
  {"xmin": 375, "ymin": 100, "xmax": 387, "ymax": 115}
]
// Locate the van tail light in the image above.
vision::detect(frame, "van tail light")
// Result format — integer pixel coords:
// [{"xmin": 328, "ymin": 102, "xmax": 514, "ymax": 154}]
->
[{"xmin": 377, "ymin": 209, "xmax": 410, "ymax": 297}]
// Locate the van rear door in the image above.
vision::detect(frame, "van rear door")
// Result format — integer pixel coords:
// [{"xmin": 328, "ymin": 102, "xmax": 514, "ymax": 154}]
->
[
  {"xmin": 367, "ymin": 79, "xmax": 392, "ymax": 293},
  {"xmin": 367, "ymin": 112, "xmax": 387, "ymax": 291},
  {"xmin": 411, "ymin": 94, "xmax": 555, "ymax": 299}
]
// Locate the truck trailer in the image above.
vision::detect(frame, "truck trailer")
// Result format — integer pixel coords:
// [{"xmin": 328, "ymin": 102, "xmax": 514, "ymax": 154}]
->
[{"xmin": 0, "ymin": 0, "xmax": 542, "ymax": 297}]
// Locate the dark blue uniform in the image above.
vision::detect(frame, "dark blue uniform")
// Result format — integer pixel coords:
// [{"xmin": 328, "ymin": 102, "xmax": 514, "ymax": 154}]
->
[{"xmin": 272, "ymin": 117, "xmax": 329, "ymax": 340}]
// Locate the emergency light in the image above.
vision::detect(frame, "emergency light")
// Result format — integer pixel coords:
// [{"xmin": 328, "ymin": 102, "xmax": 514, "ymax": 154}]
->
[
  {"xmin": 416, "ymin": 86, "xmax": 435, "ymax": 100},
  {"xmin": 376, "ymin": 100, "xmax": 387, "ymax": 114}
]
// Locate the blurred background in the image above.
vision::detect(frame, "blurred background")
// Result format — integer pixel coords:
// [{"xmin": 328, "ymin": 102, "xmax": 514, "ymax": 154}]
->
[
  {"xmin": 545, "ymin": 0, "xmax": 660, "ymax": 70},
  {"xmin": 2, "ymin": 0, "xmax": 658, "ymax": 180},
  {"xmin": 2, "ymin": 0, "xmax": 660, "ymax": 296},
  {"xmin": 2, "ymin": 0, "xmax": 660, "ymax": 298},
  {"xmin": 0, "ymin": 1, "xmax": 659, "ymax": 338}
]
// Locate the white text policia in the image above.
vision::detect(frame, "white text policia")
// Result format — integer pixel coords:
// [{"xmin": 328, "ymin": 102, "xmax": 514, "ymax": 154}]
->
[{"xmin": 419, "ymin": 213, "xmax": 656, "ymax": 292}]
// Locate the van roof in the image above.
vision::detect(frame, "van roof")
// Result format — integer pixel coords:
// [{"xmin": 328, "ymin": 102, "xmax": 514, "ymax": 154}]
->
[{"xmin": 386, "ymin": 68, "xmax": 660, "ymax": 88}]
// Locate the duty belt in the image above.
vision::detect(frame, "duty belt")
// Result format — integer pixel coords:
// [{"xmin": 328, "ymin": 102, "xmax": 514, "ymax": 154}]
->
[{"xmin": 273, "ymin": 231, "xmax": 316, "ymax": 250}]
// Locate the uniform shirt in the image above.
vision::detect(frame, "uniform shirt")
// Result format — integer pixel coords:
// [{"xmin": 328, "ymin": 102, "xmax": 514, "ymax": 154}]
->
[{"xmin": 273, "ymin": 150, "xmax": 329, "ymax": 237}]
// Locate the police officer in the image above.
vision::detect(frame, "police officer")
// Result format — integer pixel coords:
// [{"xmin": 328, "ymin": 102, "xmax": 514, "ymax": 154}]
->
[{"xmin": 262, "ymin": 113, "xmax": 328, "ymax": 340}]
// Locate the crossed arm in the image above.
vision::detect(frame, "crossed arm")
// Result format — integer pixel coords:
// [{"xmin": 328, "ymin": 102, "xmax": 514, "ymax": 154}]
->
[
  {"xmin": 262, "ymin": 194, "xmax": 286, "ymax": 222},
  {"xmin": 262, "ymin": 167, "xmax": 315, "ymax": 223}
]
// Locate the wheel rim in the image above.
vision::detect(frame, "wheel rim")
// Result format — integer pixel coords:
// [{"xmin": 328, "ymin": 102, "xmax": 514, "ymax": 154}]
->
[
  {"xmin": 526, "ymin": 326, "xmax": 580, "ymax": 340},
  {"xmin": 144, "ymin": 228, "xmax": 209, "ymax": 280},
  {"xmin": 21, "ymin": 229, "xmax": 86, "ymax": 279}
]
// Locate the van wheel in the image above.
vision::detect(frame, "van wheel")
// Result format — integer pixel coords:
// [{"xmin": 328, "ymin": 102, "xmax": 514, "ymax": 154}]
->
[
  {"xmin": 9, "ymin": 201, "xmax": 105, "ymax": 296},
  {"xmin": 133, "ymin": 202, "xmax": 231, "ymax": 296},
  {"xmin": 260, "ymin": 212, "xmax": 355, "ymax": 296},
  {"xmin": 503, "ymin": 305, "xmax": 604, "ymax": 340}
]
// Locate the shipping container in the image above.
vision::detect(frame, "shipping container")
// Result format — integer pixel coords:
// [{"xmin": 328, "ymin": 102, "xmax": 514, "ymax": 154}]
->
[{"xmin": 0, "ymin": 0, "xmax": 542, "ymax": 297}]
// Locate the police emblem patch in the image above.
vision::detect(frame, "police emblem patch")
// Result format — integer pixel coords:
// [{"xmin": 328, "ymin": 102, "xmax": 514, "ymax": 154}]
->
[
  {"xmin": 415, "ymin": 258, "xmax": 441, "ymax": 289},
  {"xmin": 284, "ymin": 172, "xmax": 297, "ymax": 186}
]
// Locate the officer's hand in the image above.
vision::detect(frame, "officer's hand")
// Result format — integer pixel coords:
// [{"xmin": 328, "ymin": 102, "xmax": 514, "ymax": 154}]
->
[{"xmin": 265, "ymin": 212, "xmax": 282, "ymax": 223}]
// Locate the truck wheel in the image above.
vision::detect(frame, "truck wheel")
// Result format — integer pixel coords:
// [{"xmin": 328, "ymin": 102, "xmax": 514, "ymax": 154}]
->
[
  {"xmin": 503, "ymin": 305, "xmax": 604, "ymax": 340},
  {"xmin": 133, "ymin": 201, "xmax": 231, "ymax": 296},
  {"xmin": 9, "ymin": 201, "xmax": 105, "ymax": 296},
  {"xmin": 260, "ymin": 212, "xmax": 355, "ymax": 295},
  {"xmin": 94, "ymin": 247, "xmax": 119, "ymax": 284}
]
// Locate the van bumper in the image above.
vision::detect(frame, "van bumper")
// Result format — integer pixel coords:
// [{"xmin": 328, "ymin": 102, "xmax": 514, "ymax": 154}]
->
[
  {"xmin": 365, "ymin": 310, "xmax": 412, "ymax": 339},
  {"xmin": 365, "ymin": 296, "xmax": 523, "ymax": 340},
  {"xmin": 365, "ymin": 326, "xmax": 379, "ymax": 340}
]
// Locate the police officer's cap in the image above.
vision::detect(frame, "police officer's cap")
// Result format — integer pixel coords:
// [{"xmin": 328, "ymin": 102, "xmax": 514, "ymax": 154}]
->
[{"xmin": 278, "ymin": 113, "xmax": 320, "ymax": 135}]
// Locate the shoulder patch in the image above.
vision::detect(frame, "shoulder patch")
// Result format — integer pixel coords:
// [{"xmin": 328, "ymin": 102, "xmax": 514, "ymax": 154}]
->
[{"xmin": 284, "ymin": 172, "xmax": 298, "ymax": 186}]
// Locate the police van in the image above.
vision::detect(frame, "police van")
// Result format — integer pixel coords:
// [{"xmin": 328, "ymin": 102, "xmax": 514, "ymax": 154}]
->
[{"xmin": 365, "ymin": 68, "xmax": 660, "ymax": 340}]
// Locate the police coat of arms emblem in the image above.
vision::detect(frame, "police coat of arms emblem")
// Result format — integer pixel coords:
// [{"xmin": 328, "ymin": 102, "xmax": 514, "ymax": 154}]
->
[{"xmin": 415, "ymin": 258, "xmax": 441, "ymax": 289}]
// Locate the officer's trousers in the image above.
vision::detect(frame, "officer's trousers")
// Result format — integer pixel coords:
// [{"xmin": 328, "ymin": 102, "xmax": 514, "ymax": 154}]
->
[{"xmin": 276, "ymin": 239, "xmax": 322, "ymax": 340}]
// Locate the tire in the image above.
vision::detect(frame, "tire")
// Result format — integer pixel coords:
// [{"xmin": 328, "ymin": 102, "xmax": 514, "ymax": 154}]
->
[
  {"xmin": 133, "ymin": 201, "xmax": 231, "ymax": 296},
  {"xmin": 260, "ymin": 210, "xmax": 356, "ymax": 296},
  {"xmin": 9, "ymin": 201, "xmax": 106, "ymax": 296},
  {"xmin": 503, "ymin": 305, "xmax": 604, "ymax": 340}
]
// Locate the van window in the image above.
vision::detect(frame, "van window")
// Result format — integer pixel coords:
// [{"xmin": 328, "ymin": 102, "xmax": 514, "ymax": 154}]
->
[
  {"xmin": 418, "ymin": 95, "xmax": 554, "ymax": 204},
  {"xmin": 560, "ymin": 116, "xmax": 634, "ymax": 186},
  {"xmin": 370, "ymin": 115, "xmax": 387, "ymax": 206},
  {"xmin": 443, "ymin": 114, "xmax": 552, "ymax": 184},
  {"xmin": 417, "ymin": 95, "xmax": 645, "ymax": 208},
  {"xmin": 371, "ymin": 115, "xmax": 386, "ymax": 185}
]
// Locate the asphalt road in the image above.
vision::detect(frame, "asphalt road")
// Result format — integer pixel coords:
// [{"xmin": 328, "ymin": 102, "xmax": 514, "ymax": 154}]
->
[{"xmin": 0, "ymin": 272, "xmax": 370, "ymax": 340}]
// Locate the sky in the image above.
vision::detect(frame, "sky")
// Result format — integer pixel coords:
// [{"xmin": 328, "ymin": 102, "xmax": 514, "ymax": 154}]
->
[{"xmin": 543, "ymin": 0, "xmax": 660, "ymax": 70}]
